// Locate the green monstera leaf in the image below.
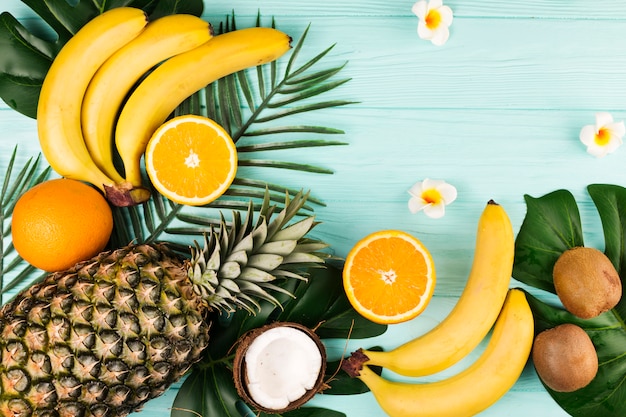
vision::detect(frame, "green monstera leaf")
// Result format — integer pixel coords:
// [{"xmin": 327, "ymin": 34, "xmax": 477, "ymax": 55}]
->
[
  {"xmin": 512, "ymin": 189, "xmax": 584, "ymax": 293},
  {"xmin": 0, "ymin": 0, "xmax": 203, "ymax": 118},
  {"xmin": 171, "ymin": 264, "xmax": 387, "ymax": 417},
  {"xmin": 513, "ymin": 184, "xmax": 626, "ymax": 417}
]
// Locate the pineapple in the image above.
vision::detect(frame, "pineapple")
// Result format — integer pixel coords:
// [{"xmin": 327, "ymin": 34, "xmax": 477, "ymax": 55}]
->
[{"xmin": 0, "ymin": 192, "xmax": 327, "ymax": 416}]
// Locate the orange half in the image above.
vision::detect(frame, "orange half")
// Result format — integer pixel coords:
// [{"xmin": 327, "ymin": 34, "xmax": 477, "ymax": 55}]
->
[
  {"xmin": 343, "ymin": 230, "xmax": 436, "ymax": 324},
  {"xmin": 145, "ymin": 115, "xmax": 237, "ymax": 206}
]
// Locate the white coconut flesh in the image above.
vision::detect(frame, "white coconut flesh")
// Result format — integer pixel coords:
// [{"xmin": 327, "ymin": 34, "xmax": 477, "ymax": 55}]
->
[{"xmin": 244, "ymin": 326, "xmax": 323, "ymax": 410}]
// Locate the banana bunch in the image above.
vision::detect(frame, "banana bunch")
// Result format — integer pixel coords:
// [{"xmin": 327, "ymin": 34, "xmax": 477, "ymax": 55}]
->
[
  {"xmin": 346, "ymin": 289, "xmax": 533, "ymax": 417},
  {"xmin": 37, "ymin": 7, "xmax": 292, "ymax": 206},
  {"xmin": 342, "ymin": 201, "xmax": 535, "ymax": 417}
]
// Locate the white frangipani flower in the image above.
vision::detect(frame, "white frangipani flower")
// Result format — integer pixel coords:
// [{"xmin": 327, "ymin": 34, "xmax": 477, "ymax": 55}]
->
[
  {"xmin": 579, "ymin": 112, "xmax": 625, "ymax": 158},
  {"xmin": 412, "ymin": 0, "xmax": 453, "ymax": 46},
  {"xmin": 408, "ymin": 179, "xmax": 457, "ymax": 219}
]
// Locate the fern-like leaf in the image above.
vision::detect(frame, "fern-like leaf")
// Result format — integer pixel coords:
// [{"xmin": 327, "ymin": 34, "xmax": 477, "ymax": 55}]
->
[
  {"xmin": 112, "ymin": 12, "xmax": 352, "ymax": 248},
  {"xmin": 0, "ymin": 147, "xmax": 50, "ymax": 303},
  {"xmin": 191, "ymin": 13, "xmax": 354, "ymax": 206}
]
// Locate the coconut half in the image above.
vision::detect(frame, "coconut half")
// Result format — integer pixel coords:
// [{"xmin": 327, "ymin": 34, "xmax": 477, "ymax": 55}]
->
[{"xmin": 233, "ymin": 322, "xmax": 327, "ymax": 413}]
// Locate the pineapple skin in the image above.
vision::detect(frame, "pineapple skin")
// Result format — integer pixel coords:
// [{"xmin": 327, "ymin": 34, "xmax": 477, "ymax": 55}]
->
[{"xmin": 0, "ymin": 243, "xmax": 210, "ymax": 417}]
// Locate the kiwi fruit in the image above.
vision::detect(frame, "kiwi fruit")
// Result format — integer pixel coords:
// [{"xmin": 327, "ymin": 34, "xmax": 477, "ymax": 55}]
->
[
  {"xmin": 553, "ymin": 246, "xmax": 622, "ymax": 319},
  {"xmin": 532, "ymin": 323, "xmax": 598, "ymax": 392}
]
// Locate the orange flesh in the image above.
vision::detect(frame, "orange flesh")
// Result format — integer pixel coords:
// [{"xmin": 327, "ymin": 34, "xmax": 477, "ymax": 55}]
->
[
  {"xmin": 146, "ymin": 115, "xmax": 237, "ymax": 205},
  {"xmin": 343, "ymin": 230, "xmax": 435, "ymax": 324}
]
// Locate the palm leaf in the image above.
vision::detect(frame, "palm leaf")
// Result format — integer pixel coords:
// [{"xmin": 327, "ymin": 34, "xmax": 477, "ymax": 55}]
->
[
  {"xmin": 193, "ymin": 13, "xmax": 353, "ymax": 202},
  {"xmin": 110, "ymin": 182, "xmax": 320, "ymax": 250},
  {"xmin": 0, "ymin": 10, "xmax": 356, "ymax": 417},
  {"xmin": 111, "ymin": 12, "xmax": 353, "ymax": 247},
  {"xmin": 0, "ymin": 146, "xmax": 50, "ymax": 303},
  {"xmin": 0, "ymin": 9, "xmax": 352, "ymax": 291},
  {"xmin": 238, "ymin": 159, "xmax": 335, "ymax": 174},
  {"xmin": 236, "ymin": 139, "xmax": 348, "ymax": 152}
]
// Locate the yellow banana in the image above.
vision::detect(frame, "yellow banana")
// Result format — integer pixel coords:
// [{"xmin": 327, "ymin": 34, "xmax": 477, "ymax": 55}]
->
[
  {"xmin": 346, "ymin": 200, "xmax": 514, "ymax": 377},
  {"xmin": 345, "ymin": 289, "xmax": 534, "ymax": 417},
  {"xmin": 81, "ymin": 14, "xmax": 213, "ymax": 182},
  {"xmin": 37, "ymin": 7, "xmax": 149, "ymax": 205},
  {"xmin": 115, "ymin": 27, "xmax": 292, "ymax": 187}
]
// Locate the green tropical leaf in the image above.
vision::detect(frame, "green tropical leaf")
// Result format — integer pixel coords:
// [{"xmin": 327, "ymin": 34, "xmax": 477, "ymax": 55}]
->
[
  {"xmin": 171, "ymin": 364, "xmax": 241, "ymax": 417},
  {"xmin": 0, "ymin": 0, "xmax": 204, "ymax": 118},
  {"xmin": 588, "ymin": 184, "xmax": 626, "ymax": 279},
  {"xmin": 276, "ymin": 408, "xmax": 345, "ymax": 417},
  {"xmin": 513, "ymin": 184, "xmax": 626, "ymax": 417},
  {"xmin": 171, "ymin": 265, "xmax": 387, "ymax": 417},
  {"xmin": 237, "ymin": 139, "xmax": 348, "ymax": 152},
  {"xmin": 512, "ymin": 189, "xmax": 583, "ymax": 293},
  {"xmin": 281, "ymin": 265, "xmax": 387, "ymax": 339},
  {"xmin": 238, "ymin": 159, "xmax": 335, "ymax": 174},
  {"xmin": 0, "ymin": 11, "xmax": 56, "ymax": 118},
  {"xmin": 523, "ymin": 290, "xmax": 626, "ymax": 417},
  {"xmin": 0, "ymin": 6, "xmax": 357, "ymax": 417},
  {"xmin": 194, "ymin": 13, "xmax": 351, "ymax": 200},
  {"xmin": 0, "ymin": 147, "xmax": 49, "ymax": 302},
  {"xmin": 243, "ymin": 126, "xmax": 345, "ymax": 136},
  {"xmin": 235, "ymin": 400, "xmax": 347, "ymax": 417},
  {"xmin": 255, "ymin": 100, "xmax": 353, "ymax": 123},
  {"xmin": 109, "ymin": 184, "xmax": 320, "ymax": 249},
  {"xmin": 229, "ymin": 178, "xmax": 326, "ymax": 207},
  {"xmin": 149, "ymin": 0, "xmax": 204, "ymax": 20},
  {"xmin": 109, "ymin": 12, "xmax": 352, "ymax": 244}
]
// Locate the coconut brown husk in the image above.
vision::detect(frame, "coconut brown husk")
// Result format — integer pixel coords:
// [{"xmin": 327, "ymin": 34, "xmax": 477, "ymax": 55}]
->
[{"xmin": 232, "ymin": 321, "xmax": 328, "ymax": 414}]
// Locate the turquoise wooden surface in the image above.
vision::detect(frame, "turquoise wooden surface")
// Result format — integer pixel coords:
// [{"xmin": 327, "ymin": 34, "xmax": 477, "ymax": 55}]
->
[{"xmin": 3, "ymin": 0, "xmax": 626, "ymax": 416}]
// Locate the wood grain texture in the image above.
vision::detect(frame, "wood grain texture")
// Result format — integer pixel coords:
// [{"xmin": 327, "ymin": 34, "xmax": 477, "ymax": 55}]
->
[
  {"xmin": 0, "ymin": 0, "xmax": 621, "ymax": 415},
  {"xmin": 5, "ymin": 0, "xmax": 626, "ymax": 18}
]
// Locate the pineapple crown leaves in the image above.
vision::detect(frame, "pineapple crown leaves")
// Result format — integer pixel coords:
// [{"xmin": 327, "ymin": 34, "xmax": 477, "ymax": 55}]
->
[
  {"xmin": 188, "ymin": 190, "xmax": 329, "ymax": 314},
  {"xmin": 0, "ymin": 10, "xmax": 350, "ymax": 327}
]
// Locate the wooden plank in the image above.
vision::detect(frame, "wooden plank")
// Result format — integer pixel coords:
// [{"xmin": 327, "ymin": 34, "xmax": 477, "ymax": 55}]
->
[
  {"xmin": 3, "ymin": 16, "xmax": 626, "ymax": 111},
  {"xmin": 4, "ymin": 0, "xmax": 626, "ymax": 19},
  {"xmin": 0, "ymin": 1, "xmax": 621, "ymax": 416},
  {"xmin": 0, "ymin": 105, "xmax": 613, "ymax": 287}
]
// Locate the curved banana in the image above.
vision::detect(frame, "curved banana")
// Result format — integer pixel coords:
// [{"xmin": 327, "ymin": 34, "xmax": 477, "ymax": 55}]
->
[
  {"xmin": 115, "ymin": 27, "xmax": 292, "ymax": 187},
  {"xmin": 37, "ymin": 7, "xmax": 148, "ymax": 204},
  {"xmin": 345, "ymin": 200, "xmax": 514, "ymax": 377},
  {"xmin": 81, "ymin": 14, "xmax": 213, "ymax": 182},
  {"xmin": 345, "ymin": 289, "xmax": 534, "ymax": 417}
]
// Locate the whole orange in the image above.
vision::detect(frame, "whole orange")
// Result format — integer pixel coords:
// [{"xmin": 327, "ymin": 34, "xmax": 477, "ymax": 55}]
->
[{"xmin": 11, "ymin": 178, "xmax": 114, "ymax": 272}]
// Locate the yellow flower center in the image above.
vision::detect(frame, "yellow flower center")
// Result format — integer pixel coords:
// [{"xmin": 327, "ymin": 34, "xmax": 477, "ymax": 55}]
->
[
  {"xmin": 422, "ymin": 188, "xmax": 443, "ymax": 205},
  {"xmin": 595, "ymin": 128, "xmax": 611, "ymax": 146},
  {"xmin": 425, "ymin": 9, "xmax": 442, "ymax": 30}
]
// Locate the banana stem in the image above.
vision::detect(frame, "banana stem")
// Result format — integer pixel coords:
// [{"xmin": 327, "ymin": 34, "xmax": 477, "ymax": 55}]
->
[
  {"xmin": 341, "ymin": 348, "xmax": 370, "ymax": 377},
  {"xmin": 104, "ymin": 182, "xmax": 151, "ymax": 207}
]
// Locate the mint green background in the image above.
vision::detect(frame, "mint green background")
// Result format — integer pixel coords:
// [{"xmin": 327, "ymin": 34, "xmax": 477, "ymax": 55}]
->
[{"xmin": 3, "ymin": 1, "xmax": 624, "ymax": 415}]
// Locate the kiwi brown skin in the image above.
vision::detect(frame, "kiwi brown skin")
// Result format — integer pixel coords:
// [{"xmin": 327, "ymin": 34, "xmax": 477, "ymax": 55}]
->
[
  {"xmin": 553, "ymin": 246, "xmax": 622, "ymax": 319},
  {"xmin": 532, "ymin": 323, "xmax": 598, "ymax": 393}
]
